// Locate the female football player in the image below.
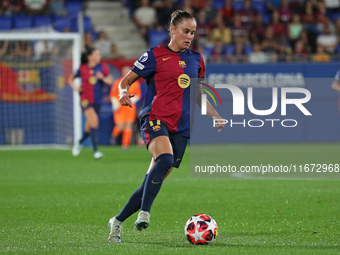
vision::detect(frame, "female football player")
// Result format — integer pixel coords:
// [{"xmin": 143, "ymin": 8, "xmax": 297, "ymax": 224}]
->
[
  {"xmin": 108, "ymin": 10, "xmax": 224, "ymax": 243},
  {"xmin": 69, "ymin": 47, "xmax": 112, "ymax": 159}
]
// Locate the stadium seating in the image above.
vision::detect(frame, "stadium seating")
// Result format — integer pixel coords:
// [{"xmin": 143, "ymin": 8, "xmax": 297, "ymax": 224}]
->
[
  {"xmin": 224, "ymin": 45, "xmax": 235, "ymax": 55},
  {"xmin": 233, "ymin": 1, "xmax": 244, "ymax": 11},
  {"xmin": 232, "ymin": 0, "xmax": 267, "ymax": 15},
  {"xmin": 252, "ymin": 1, "xmax": 267, "ymax": 14},
  {"xmin": 203, "ymin": 45, "xmax": 214, "ymax": 55},
  {"xmin": 65, "ymin": 0, "xmax": 83, "ymax": 15},
  {"xmin": 331, "ymin": 13, "xmax": 340, "ymax": 22},
  {"xmin": 13, "ymin": 16, "xmax": 33, "ymax": 29},
  {"xmin": 0, "ymin": 16, "xmax": 12, "ymax": 30},
  {"xmin": 33, "ymin": 16, "xmax": 52, "ymax": 28},
  {"xmin": 53, "ymin": 16, "xmax": 72, "ymax": 31},
  {"xmin": 212, "ymin": 0, "xmax": 224, "ymax": 9},
  {"xmin": 262, "ymin": 13, "xmax": 271, "ymax": 24},
  {"xmin": 243, "ymin": 45, "xmax": 253, "ymax": 55},
  {"xmin": 71, "ymin": 16, "xmax": 92, "ymax": 32},
  {"xmin": 148, "ymin": 29, "xmax": 169, "ymax": 48},
  {"xmin": 91, "ymin": 31, "xmax": 99, "ymax": 41}
]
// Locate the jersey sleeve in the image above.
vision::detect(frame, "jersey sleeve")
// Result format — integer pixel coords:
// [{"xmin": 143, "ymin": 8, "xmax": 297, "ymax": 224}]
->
[
  {"xmin": 199, "ymin": 55, "xmax": 205, "ymax": 78},
  {"xmin": 102, "ymin": 63, "xmax": 110, "ymax": 76},
  {"xmin": 131, "ymin": 49, "xmax": 156, "ymax": 79}
]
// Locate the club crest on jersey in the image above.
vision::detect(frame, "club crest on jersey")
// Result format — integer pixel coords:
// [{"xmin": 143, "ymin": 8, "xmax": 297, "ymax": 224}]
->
[
  {"xmin": 178, "ymin": 61, "xmax": 186, "ymax": 68},
  {"xmin": 178, "ymin": 74, "xmax": 190, "ymax": 89},
  {"xmin": 81, "ymin": 100, "xmax": 89, "ymax": 107},
  {"xmin": 152, "ymin": 125, "xmax": 161, "ymax": 131},
  {"xmin": 89, "ymin": 76, "xmax": 97, "ymax": 85}
]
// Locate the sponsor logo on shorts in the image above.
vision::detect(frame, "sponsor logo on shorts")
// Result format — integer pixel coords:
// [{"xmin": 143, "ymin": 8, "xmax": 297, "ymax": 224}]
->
[
  {"xmin": 178, "ymin": 74, "xmax": 190, "ymax": 89},
  {"xmin": 134, "ymin": 61, "xmax": 145, "ymax": 70},
  {"xmin": 152, "ymin": 125, "xmax": 161, "ymax": 131}
]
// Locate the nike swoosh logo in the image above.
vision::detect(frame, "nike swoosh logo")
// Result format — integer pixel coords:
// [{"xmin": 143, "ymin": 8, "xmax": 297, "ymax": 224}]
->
[
  {"xmin": 151, "ymin": 180, "xmax": 161, "ymax": 184},
  {"xmin": 163, "ymin": 57, "xmax": 171, "ymax": 61},
  {"xmin": 177, "ymin": 158, "xmax": 181, "ymax": 161}
]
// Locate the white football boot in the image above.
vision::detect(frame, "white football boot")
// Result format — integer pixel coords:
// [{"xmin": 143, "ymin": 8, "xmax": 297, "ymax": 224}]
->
[
  {"xmin": 93, "ymin": 151, "xmax": 103, "ymax": 160},
  {"xmin": 108, "ymin": 217, "xmax": 123, "ymax": 243},
  {"xmin": 134, "ymin": 210, "xmax": 150, "ymax": 232},
  {"xmin": 72, "ymin": 142, "xmax": 82, "ymax": 156}
]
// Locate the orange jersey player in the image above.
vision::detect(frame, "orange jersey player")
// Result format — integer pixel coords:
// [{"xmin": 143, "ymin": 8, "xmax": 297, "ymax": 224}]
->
[{"xmin": 110, "ymin": 66, "xmax": 142, "ymax": 150}]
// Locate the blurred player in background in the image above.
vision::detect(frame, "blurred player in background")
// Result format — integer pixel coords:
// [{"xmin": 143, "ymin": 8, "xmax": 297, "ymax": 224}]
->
[
  {"xmin": 108, "ymin": 10, "xmax": 225, "ymax": 243},
  {"xmin": 68, "ymin": 47, "xmax": 112, "ymax": 159},
  {"xmin": 110, "ymin": 66, "xmax": 141, "ymax": 151}
]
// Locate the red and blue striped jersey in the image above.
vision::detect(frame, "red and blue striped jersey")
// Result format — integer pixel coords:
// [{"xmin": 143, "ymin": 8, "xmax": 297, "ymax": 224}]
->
[
  {"xmin": 132, "ymin": 45, "xmax": 205, "ymax": 137},
  {"xmin": 75, "ymin": 63, "xmax": 110, "ymax": 105}
]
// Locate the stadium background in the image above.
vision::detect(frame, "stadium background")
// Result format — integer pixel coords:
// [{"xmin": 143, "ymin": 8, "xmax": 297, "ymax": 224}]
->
[
  {"xmin": 0, "ymin": 1, "xmax": 340, "ymax": 254},
  {"xmin": 1, "ymin": 0, "xmax": 340, "ymax": 146}
]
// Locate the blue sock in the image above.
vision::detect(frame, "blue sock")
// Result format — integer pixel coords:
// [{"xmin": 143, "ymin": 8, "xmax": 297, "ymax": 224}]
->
[
  {"xmin": 141, "ymin": 153, "xmax": 174, "ymax": 212},
  {"xmin": 79, "ymin": 132, "xmax": 90, "ymax": 144},
  {"xmin": 90, "ymin": 128, "xmax": 98, "ymax": 152},
  {"xmin": 116, "ymin": 175, "xmax": 148, "ymax": 222}
]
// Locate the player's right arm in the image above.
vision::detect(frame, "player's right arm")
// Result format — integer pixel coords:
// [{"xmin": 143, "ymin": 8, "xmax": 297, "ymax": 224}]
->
[
  {"xmin": 119, "ymin": 70, "xmax": 141, "ymax": 107},
  {"xmin": 120, "ymin": 49, "xmax": 156, "ymax": 107}
]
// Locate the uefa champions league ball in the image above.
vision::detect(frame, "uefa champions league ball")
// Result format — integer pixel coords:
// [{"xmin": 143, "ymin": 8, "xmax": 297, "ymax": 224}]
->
[{"xmin": 184, "ymin": 214, "xmax": 218, "ymax": 245}]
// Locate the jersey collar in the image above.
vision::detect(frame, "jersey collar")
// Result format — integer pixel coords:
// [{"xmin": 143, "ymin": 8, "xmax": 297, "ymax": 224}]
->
[{"xmin": 164, "ymin": 44, "xmax": 187, "ymax": 54}]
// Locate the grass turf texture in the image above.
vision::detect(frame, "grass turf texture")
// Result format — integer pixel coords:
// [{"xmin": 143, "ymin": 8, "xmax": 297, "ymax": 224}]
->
[{"xmin": 0, "ymin": 144, "xmax": 339, "ymax": 255}]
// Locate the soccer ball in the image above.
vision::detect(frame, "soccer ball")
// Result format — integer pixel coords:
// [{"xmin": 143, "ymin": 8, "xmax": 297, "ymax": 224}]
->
[{"xmin": 184, "ymin": 214, "xmax": 218, "ymax": 245}]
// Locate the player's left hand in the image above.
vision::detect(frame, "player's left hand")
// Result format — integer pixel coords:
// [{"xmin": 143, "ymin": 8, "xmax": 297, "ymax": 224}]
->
[
  {"xmin": 213, "ymin": 116, "xmax": 225, "ymax": 132},
  {"xmin": 119, "ymin": 92, "xmax": 135, "ymax": 108},
  {"xmin": 96, "ymin": 71, "xmax": 104, "ymax": 80}
]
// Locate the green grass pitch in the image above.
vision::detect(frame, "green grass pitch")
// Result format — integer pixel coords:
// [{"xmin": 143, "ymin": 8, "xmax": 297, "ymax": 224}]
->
[{"xmin": 0, "ymin": 144, "xmax": 339, "ymax": 254}]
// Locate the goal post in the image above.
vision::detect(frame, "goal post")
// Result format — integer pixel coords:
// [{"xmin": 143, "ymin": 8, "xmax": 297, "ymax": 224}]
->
[{"xmin": 0, "ymin": 32, "xmax": 82, "ymax": 149}]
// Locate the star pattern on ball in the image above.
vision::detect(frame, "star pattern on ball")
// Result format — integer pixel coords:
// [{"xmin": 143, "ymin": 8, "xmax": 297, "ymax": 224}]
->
[{"xmin": 193, "ymin": 223, "xmax": 206, "ymax": 243}]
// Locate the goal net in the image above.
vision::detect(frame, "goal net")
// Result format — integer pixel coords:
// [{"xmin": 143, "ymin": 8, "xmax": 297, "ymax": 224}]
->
[{"xmin": 0, "ymin": 33, "xmax": 81, "ymax": 148}]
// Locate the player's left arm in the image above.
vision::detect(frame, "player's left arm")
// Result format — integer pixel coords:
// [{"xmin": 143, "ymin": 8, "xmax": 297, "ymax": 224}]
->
[
  {"xmin": 196, "ymin": 83, "xmax": 225, "ymax": 132},
  {"xmin": 196, "ymin": 56, "xmax": 225, "ymax": 132},
  {"xmin": 331, "ymin": 80, "xmax": 340, "ymax": 92},
  {"xmin": 97, "ymin": 63, "xmax": 113, "ymax": 86},
  {"xmin": 331, "ymin": 71, "xmax": 340, "ymax": 92}
]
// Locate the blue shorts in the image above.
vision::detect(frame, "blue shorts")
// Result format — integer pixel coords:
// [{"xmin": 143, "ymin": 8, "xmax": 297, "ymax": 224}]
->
[
  {"xmin": 140, "ymin": 117, "xmax": 189, "ymax": 168},
  {"xmin": 81, "ymin": 101, "xmax": 101, "ymax": 115}
]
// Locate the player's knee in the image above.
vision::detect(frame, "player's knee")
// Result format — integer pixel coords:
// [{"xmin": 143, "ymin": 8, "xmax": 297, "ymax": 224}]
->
[
  {"xmin": 90, "ymin": 118, "xmax": 99, "ymax": 128},
  {"xmin": 156, "ymin": 153, "xmax": 174, "ymax": 173}
]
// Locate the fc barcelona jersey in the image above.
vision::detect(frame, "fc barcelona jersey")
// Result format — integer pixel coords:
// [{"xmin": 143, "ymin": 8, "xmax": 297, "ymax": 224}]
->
[
  {"xmin": 75, "ymin": 63, "xmax": 110, "ymax": 105},
  {"xmin": 132, "ymin": 45, "xmax": 205, "ymax": 137}
]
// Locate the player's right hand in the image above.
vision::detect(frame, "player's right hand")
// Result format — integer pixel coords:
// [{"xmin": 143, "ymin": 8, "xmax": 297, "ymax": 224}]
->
[{"xmin": 119, "ymin": 92, "xmax": 135, "ymax": 108}]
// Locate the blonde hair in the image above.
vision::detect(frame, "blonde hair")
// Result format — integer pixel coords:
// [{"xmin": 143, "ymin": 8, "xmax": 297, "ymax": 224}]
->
[{"xmin": 168, "ymin": 10, "xmax": 195, "ymax": 37}]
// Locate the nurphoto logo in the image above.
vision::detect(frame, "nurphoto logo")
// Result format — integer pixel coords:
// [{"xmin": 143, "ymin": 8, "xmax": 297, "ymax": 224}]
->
[{"xmin": 200, "ymin": 84, "xmax": 312, "ymax": 128}]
